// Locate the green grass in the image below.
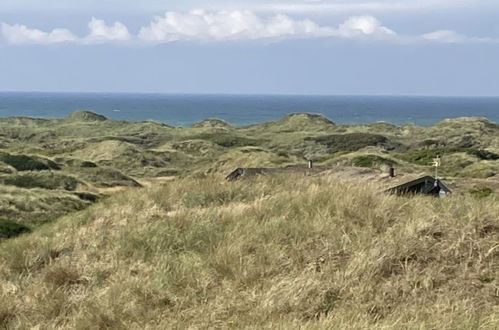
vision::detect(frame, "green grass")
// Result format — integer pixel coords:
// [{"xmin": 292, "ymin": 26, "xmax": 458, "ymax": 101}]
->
[{"xmin": 0, "ymin": 175, "xmax": 497, "ymax": 329}]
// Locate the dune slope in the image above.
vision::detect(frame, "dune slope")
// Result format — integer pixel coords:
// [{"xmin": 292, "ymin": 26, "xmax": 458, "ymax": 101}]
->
[{"xmin": 1, "ymin": 175, "xmax": 498, "ymax": 329}]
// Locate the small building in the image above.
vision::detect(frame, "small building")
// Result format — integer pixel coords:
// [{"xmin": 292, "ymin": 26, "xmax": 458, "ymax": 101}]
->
[{"xmin": 386, "ymin": 176, "xmax": 451, "ymax": 196}]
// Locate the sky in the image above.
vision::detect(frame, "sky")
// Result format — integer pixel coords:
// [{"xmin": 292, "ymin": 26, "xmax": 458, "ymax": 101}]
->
[{"xmin": 0, "ymin": 0, "xmax": 498, "ymax": 96}]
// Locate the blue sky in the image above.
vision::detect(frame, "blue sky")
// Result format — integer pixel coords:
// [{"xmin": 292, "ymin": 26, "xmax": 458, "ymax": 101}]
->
[{"xmin": 1, "ymin": 0, "xmax": 498, "ymax": 95}]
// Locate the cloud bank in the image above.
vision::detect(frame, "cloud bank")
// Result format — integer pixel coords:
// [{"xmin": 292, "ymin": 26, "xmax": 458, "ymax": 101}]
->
[
  {"xmin": 1, "ymin": 23, "xmax": 77, "ymax": 44},
  {"xmin": 1, "ymin": 9, "xmax": 497, "ymax": 45},
  {"xmin": 421, "ymin": 30, "xmax": 495, "ymax": 44},
  {"xmin": 1, "ymin": 18, "xmax": 131, "ymax": 45},
  {"xmin": 138, "ymin": 10, "xmax": 397, "ymax": 42}
]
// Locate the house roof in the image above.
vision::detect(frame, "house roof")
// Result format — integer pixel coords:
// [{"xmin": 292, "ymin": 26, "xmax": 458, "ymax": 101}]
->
[{"xmin": 387, "ymin": 175, "xmax": 451, "ymax": 195}]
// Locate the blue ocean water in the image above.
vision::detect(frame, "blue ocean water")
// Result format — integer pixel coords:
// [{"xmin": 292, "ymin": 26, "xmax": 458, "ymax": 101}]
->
[{"xmin": 0, "ymin": 92, "xmax": 498, "ymax": 126}]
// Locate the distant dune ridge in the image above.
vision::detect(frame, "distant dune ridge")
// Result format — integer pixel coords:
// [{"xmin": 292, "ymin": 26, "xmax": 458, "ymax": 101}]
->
[{"xmin": 0, "ymin": 110, "xmax": 498, "ymax": 328}]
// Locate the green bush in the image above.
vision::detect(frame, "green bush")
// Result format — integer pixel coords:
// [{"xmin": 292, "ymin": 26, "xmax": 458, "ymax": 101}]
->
[
  {"xmin": 2, "ymin": 172, "xmax": 78, "ymax": 191},
  {"xmin": 0, "ymin": 218, "xmax": 30, "ymax": 240},
  {"xmin": 305, "ymin": 133, "xmax": 395, "ymax": 153},
  {"xmin": 352, "ymin": 155, "xmax": 396, "ymax": 168},
  {"xmin": 0, "ymin": 152, "xmax": 60, "ymax": 171},
  {"xmin": 192, "ymin": 133, "xmax": 263, "ymax": 148}
]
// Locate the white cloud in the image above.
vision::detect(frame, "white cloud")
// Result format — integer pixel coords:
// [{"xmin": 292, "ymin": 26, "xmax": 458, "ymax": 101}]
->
[
  {"xmin": 422, "ymin": 30, "xmax": 465, "ymax": 43},
  {"xmin": 138, "ymin": 10, "xmax": 397, "ymax": 43},
  {"xmin": 1, "ymin": 10, "xmax": 497, "ymax": 46},
  {"xmin": 1, "ymin": 18, "xmax": 131, "ymax": 45},
  {"xmin": 1, "ymin": 23, "xmax": 77, "ymax": 44},
  {"xmin": 336, "ymin": 16, "xmax": 396, "ymax": 38},
  {"xmin": 138, "ymin": 9, "xmax": 333, "ymax": 42},
  {"xmin": 86, "ymin": 17, "xmax": 131, "ymax": 42},
  {"xmin": 422, "ymin": 29, "xmax": 497, "ymax": 44}
]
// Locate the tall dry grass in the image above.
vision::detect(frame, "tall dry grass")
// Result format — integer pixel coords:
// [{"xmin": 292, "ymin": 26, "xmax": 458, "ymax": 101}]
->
[{"xmin": 0, "ymin": 175, "xmax": 498, "ymax": 329}]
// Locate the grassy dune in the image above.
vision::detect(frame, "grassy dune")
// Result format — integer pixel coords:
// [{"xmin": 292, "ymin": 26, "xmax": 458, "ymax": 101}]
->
[
  {"xmin": 1, "ymin": 175, "xmax": 498, "ymax": 329},
  {"xmin": 0, "ymin": 111, "xmax": 498, "ymax": 328}
]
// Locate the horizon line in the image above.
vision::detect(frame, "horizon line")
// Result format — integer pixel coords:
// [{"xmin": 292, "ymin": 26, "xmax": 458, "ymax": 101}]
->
[{"xmin": 1, "ymin": 90, "xmax": 499, "ymax": 98}]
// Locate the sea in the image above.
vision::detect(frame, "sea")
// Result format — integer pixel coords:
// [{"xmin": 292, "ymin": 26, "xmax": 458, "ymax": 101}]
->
[{"xmin": 0, "ymin": 92, "xmax": 498, "ymax": 126}]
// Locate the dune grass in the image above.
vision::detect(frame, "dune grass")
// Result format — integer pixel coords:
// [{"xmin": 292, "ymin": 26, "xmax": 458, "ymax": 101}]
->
[
  {"xmin": 0, "ymin": 185, "xmax": 92, "ymax": 226},
  {"xmin": 0, "ymin": 175, "xmax": 497, "ymax": 329},
  {"xmin": 1, "ymin": 171, "xmax": 79, "ymax": 191}
]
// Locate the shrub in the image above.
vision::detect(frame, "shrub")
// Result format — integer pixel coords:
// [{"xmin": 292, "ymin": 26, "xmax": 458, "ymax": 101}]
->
[
  {"xmin": 305, "ymin": 133, "xmax": 394, "ymax": 153},
  {"xmin": 0, "ymin": 152, "xmax": 60, "ymax": 171},
  {"xmin": 2, "ymin": 172, "xmax": 79, "ymax": 191},
  {"xmin": 192, "ymin": 133, "xmax": 263, "ymax": 148},
  {"xmin": 351, "ymin": 155, "xmax": 396, "ymax": 168},
  {"xmin": 0, "ymin": 218, "xmax": 31, "ymax": 239}
]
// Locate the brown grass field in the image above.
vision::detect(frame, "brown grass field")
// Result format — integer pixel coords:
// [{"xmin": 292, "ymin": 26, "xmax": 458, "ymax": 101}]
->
[{"xmin": 1, "ymin": 175, "xmax": 498, "ymax": 329}]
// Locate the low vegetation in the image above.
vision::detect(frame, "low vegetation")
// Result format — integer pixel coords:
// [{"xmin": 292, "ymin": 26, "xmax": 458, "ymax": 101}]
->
[
  {"xmin": 468, "ymin": 185, "xmax": 495, "ymax": 198},
  {"xmin": 398, "ymin": 147, "xmax": 499, "ymax": 165},
  {"xmin": 2, "ymin": 172, "xmax": 79, "ymax": 191},
  {"xmin": 0, "ymin": 111, "xmax": 498, "ymax": 225},
  {"xmin": 0, "ymin": 152, "xmax": 59, "ymax": 171},
  {"xmin": 0, "ymin": 185, "xmax": 92, "ymax": 227},
  {"xmin": 0, "ymin": 176, "xmax": 497, "ymax": 328},
  {"xmin": 351, "ymin": 154, "xmax": 397, "ymax": 168},
  {"xmin": 305, "ymin": 133, "xmax": 391, "ymax": 152},
  {"xmin": 0, "ymin": 111, "xmax": 498, "ymax": 328},
  {"xmin": 0, "ymin": 218, "xmax": 30, "ymax": 240}
]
